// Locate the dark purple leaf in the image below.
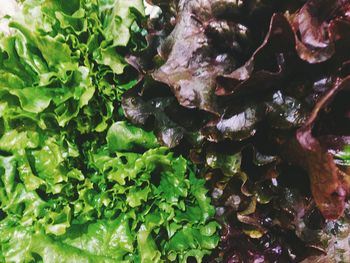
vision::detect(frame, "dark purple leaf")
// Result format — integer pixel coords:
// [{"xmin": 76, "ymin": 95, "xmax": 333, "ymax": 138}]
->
[
  {"xmin": 217, "ymin": 14, "xmax": 295, "ymax": 97},
  {"xmin": 152, "ymin": 0, "xmax": 250, "ymax": 114},
  {"xmin": 294, "ymin": 77, "xmax": 350, "ymax": 219},
  {"xmin": 290, "ymin": 0, "xmax": 350, "ymax": 63}
]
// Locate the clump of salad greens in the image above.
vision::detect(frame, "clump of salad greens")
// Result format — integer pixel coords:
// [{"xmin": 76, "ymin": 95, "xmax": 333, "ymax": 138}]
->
[
  {"xmin": 0, "ymin": 122, "xmax": 219, "ymax": 262},
  {"xmin": 125, "ymin": 0, "xmax": 350, "ymax": 262},
  {"xmin": 0, "ymin": 0, "xmax": 219, "ymax": 262}
]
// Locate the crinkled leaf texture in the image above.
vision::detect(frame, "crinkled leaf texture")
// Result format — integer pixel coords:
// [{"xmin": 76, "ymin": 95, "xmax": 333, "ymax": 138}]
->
[
  {"xmin": 0, "ymin": 121, "xmax": 219, "ymax": 262},
  {"xmin": 128, "ymin": 0, "xmax": 350, "ymax": 218},
  {"xmin": 293, "ymin": 77, "xmax": 350, "ymax": 219},
  {"xmin": 0, "ymin": 0, "xmax": 219, "ymax": 262},
  {"xmin": 124, "ymin": 0, "xmax": 350, "ymax": 261}
]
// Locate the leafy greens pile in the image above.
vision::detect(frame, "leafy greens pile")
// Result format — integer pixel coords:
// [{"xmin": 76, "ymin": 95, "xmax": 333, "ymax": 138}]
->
[
  {"xmin": 122, "ymin": 0, "xmax": 350, "ymax": 262},
  {"xmin": 0, "ymin": 0, "xmax": 219, "ymax": 262}
]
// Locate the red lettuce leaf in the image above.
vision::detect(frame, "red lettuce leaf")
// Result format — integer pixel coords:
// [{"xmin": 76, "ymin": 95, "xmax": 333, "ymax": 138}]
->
[
  {"xmin": 152, "ymin": 0, "xmax": 248, "ymax": 114},
  {"xmin": 124, "ymin": 0, "xmax": 350, "ymax": 259},
  {"xmin": 290, "ymin": 0, "xmax": 350, "ymax": 63},
  {"xmin": 293, "ymin": 77, "xmax": 350, "ymax": 219},
  {"xmin": 216, "ymin": 14, "xmax": 295, "ymax": 97}
]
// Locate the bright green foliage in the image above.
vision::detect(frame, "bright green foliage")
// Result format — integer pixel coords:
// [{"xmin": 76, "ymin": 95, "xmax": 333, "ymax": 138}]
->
[
  {"xmin": 0, "ymin": 124, "xmax": 219, "ymax": 262},
  {"xmin": 334, "ymin": 145, "xmax": 350, "ymax": 166},
  {"xmin": 0, "ymin": 1, "xmax": 219, "ymax": 262},
  {"xmin": 0, "ymin": 0, "xmax": 146, "ymax": 134}
]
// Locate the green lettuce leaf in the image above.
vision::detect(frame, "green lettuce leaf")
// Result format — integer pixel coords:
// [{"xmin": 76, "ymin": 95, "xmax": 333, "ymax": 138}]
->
[
  {"xmin": 0, "ymin": 1, "xmax": 219, "ymax": 261},
  {"xmin": 0, "ymin": 132, "xmax": 219, "ymax": 262}
]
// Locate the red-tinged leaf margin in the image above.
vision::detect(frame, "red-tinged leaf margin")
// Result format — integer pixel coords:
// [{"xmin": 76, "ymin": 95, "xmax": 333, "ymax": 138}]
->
[{"xmin": 296, "ymin": 76, "xmax": 350, "ymax": 219}]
